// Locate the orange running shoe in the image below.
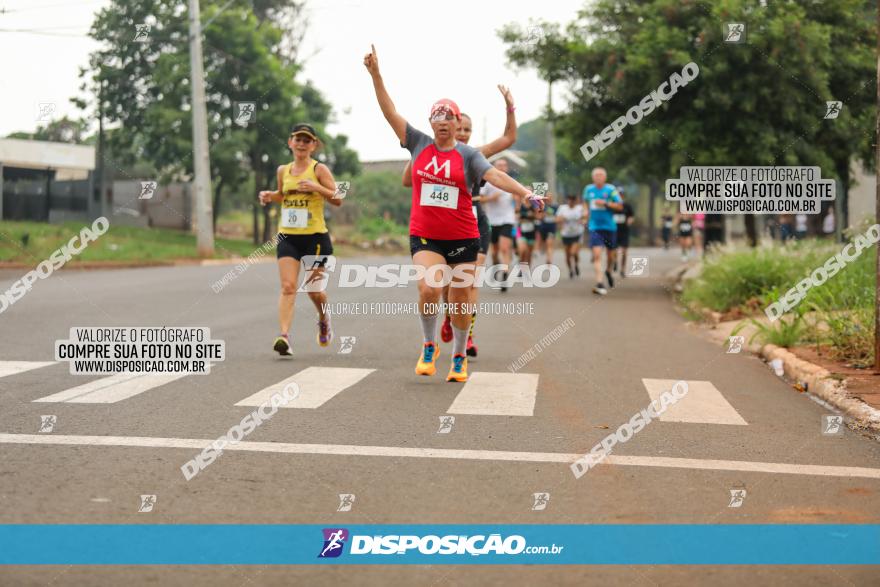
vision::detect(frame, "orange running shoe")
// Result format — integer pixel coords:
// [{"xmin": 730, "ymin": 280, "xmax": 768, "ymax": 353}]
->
[
  {"xmin": 446, "ymin": 354, "xmax": 468, "ymax": 382},
  {"xmin": 415, "ymin": 342, "xmax": 439, "ymax": 376}
]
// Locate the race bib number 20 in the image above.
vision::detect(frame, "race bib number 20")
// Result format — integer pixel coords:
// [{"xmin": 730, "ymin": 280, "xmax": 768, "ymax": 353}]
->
[
  {"xmin": 282, "ymin": 208, "xmax": 308, "ymax": 228},
  {"xmin": 420, "ymin": 183, "xmax": 459, "ymax": 210}
]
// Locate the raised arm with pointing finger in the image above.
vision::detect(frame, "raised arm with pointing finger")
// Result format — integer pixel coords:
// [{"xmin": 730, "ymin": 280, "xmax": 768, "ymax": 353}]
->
[{"xmin": 364, "ymin": 44, "xmax": 407, "ymax": 145}]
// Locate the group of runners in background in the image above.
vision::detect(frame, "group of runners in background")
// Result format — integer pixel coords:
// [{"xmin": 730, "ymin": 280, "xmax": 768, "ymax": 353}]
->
[
  {"xmin": 255, "ymin": 44, "xmax": 656, "ymax": 383},
  {"xmin": 491, "ymin": 166, "xmax": 636, "ymax": 297}
]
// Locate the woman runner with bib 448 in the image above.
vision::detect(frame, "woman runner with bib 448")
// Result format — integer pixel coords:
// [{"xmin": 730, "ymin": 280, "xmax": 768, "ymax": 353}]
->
[
  {"xmin": 258, "ymin": 123, "xmax": 342, "ymax": 358},
  {"xmin": 363, "ymin": 44, "xmax": 544, "ymax": 383}
]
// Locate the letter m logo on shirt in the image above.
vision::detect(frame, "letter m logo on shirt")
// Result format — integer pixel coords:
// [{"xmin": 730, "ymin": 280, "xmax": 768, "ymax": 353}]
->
[{"xmin": 424, "ymin": 155, "xmax": 451, "ymax": 179}]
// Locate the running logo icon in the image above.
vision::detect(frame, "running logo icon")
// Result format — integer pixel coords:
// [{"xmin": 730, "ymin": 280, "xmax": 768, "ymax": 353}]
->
[
  {"xmin": 133, "ymin": 24, "xmax": 151, "ymax": 42},
  {"xmin": 822, "ymin": 415, "xmax": 844, "ymax": 435},
  {"xmin": 233, "ymin": 102, "xmax": 256, "ymax": 126},
  {"xmin": 298, "ymin": 255, "xmax": 337, "ymax": 293},
  {"xmin": 531, "ymin": 182, "xmax": 549, "ymax": 197},
  {"xmin": 318, "ymin": 528, "xmax": 349, "ymax": 558},
  {"xmin": 629, "ymin": 257, "xmax": 648, "ymax": 276},
  {"xmin": 437, "ymin": 415, "xmax": 455, "ymax": 434},
  {"xmin": 724, "ymin": 23, "xmax": 746, "ymax": 43},
  {"xmin": 139, "ymin": 181, "xmax": 158, "ymax": 200},
  {"xmin": 728, "ymin": 488, "xmax": 747, "ymax": 508},
  {"xmin": 337, "ymin": 494, "xmax": 355, "ymax": 512},
  {"xmin": 525, "ymin": 25, "xmax": 545, "ymax": 45},
  {"xmin": 138, "ymin": 494, "xmax": 157, "ymax": 513},
  {"xmin": 338, "ymin": 336, "xmax": 356, "ymax": 354},
  {"xmin": 727, "ymin": 336, "xmax": 745, "ymax": 354},
  {"xmin": 36, "ymin": 103, "xmax": 56, "ymax": 122},
  {"xmin": 39, "ymin": 415, "xmax": 57, "ymax": 433},
  {"xmin": 333, "ymin": 182, "xmax": 350, "ymax": 200},
  {"xmin": 824, "ymin": 101, "xmax": 842, "ymax": 120},
  {"xmin": 532, "ymin": 492, "xmax": 550, "ymax": 511}
]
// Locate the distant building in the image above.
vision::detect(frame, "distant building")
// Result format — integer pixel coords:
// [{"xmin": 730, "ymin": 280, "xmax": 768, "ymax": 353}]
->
[
  {"xmin": 0, "ymin": 137, "xmax": 195, "ymax": 230},
  {"xmin": 0, "ymin": 138, "xmax": 95, "ymax": 222},
  {"xmin": 360, "ymin": 159, "xmax": 408, "ymax": 175}
]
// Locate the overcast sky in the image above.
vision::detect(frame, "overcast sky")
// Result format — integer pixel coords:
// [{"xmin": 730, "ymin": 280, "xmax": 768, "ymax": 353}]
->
[{"xmin": 0, "ymin": 0, "xmax": 584, "ymax": 161}]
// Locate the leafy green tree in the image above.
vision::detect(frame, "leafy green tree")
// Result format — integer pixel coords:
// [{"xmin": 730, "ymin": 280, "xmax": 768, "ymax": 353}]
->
[
  {"xmin": 500, "ymin": 0, "xmax": 875, "ymax": 243},
  {"xmin": 348, "ymin": 171, "xmax": 411, "ymax": 226},
  {"xmin": 513, "ymin": 117, "xmax": 583, "ymax": 196},
  {"xmin": 7, "ymin": 116, "xmax": 91, "ymax": 144},
  {"xmin": 80, "ymin": 0, "xmax": 358, "ymax": 241}
]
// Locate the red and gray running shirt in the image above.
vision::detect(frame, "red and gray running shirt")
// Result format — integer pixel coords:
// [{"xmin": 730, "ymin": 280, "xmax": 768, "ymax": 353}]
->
[{"xmin": 403, "ymin": 123, "xmax": 493, "ymax": 240}]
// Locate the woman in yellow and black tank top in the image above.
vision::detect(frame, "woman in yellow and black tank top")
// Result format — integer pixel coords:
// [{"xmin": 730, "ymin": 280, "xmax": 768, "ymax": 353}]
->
[
  {"xmin": 279, "ymin": 158, "xmax": 329, "ymax": 235},
  {"xmin": 257, "ymin": 123, "xmax": 343, "ymax": 357}
]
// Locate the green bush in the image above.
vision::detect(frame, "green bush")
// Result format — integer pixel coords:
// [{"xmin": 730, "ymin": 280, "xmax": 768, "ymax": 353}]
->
[
  {"xmin": 681, "ymin": 241, "xmax": 833, "ymax": 312},
  {"xmin": 803, "ymin": 236, "xmax": 875, "ymax": 366},
  {"xmin": 353, "ymin": 215, "xmax": 408, "ymax": 241},
  {"xmin": 733, "ymin": 310, "xmax": 807, "ymax": 348},
  {"xmin": 683, "ymin": 231, "xmax": 876, "ymax": 365}
]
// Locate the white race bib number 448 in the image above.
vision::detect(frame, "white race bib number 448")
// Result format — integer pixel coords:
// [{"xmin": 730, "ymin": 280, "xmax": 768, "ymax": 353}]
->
[
  {"xmin": 420, "ymin": 183, "xmax": 459, "ymax": 210},
  {"xmin": 281, "ymin": 208, "xmax": 308, "ymax": 228}
]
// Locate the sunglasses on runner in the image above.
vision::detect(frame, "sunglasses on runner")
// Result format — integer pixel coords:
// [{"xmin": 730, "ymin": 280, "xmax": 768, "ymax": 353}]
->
[
  {"xmin": 429, "ymin": 99, "xmax": 461, "ymax": 122},
  {"xmin": 290, "ymin": 134, "xmax": 315, "ymax": 143},
  {"xmin": 430, "ymin": 108, "xmax": 456, "ymax": 122}
]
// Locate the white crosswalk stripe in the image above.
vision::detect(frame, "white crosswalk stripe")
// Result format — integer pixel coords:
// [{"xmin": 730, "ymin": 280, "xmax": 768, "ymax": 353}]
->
[
  {"xmin": 33, "ymin": 372, "xmax": 190, "ymax": 403},
  {"xmin": 642, "ymin": 378, "xmax": 748, "ymax": 425},
  {"xmin": 447, "ymin": 372, "xmax": 540, "ymax": 417},
  {"xmin": 0, "ymin": 361, "xmax": 55, "ymax": 379},
  {"xmin": 8, "ymin": 356, "xmax": 749, "ymax": 426},
  {"xmin": 235, "ymin": 366, "xmax": 375, "ymax": 409}
]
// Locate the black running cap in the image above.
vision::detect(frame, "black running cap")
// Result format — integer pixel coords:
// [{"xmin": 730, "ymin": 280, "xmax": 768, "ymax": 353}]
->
[{"xmin": 290, "ymin": 123, "xmax": 319, "ymax": 140}]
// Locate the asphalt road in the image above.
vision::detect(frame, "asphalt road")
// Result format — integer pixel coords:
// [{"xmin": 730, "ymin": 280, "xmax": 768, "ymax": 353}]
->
[{"xmin": 1, "ymin": 246, "xmax": 878, "ymax": 585}]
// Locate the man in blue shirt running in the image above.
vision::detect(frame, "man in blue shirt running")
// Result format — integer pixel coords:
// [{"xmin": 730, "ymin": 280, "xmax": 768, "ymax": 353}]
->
[{"xmin": 583, "ymin": 167, "xmax": 624, "ymax": 295}]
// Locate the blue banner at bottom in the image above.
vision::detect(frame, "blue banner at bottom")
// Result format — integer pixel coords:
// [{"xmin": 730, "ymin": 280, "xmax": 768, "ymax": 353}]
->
[{"xmin": 0, "ymin": 525, "xmax": 877, "ymax": 565}]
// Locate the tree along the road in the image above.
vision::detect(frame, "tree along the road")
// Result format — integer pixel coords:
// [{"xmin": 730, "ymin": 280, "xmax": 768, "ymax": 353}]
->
[
  {"xmin": 6, "ymin": 117, "xmax": 92, "ymax": 145},
  {"xmin": 500, "ymin": 0, "xmax": 875, "ymax": 243},
  {"xmin": 80, "ymin": 0, "xmax": 359, "ymax": 242},
  {"xmin": 513, "ymin": 117, "xmax": 583, "ymax": 197}
]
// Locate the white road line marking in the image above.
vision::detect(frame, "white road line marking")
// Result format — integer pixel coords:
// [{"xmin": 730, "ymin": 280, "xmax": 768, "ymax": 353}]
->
[
  {"xmin": 235, "ymin": 366, "xmax": 375, "ymax": 409},
  {"xmin": 33, "ymin": 373, "xmax": 189, "ymax": 403},
  {"xmin": 0, "ymin": 433, "xmax": 877, "ymax": 479},
  {"xmin": 642, "ymin": 378, "xmax": 748, "ymax": 425},
  {"xmin": 447, "ymin": 372, "xmax": 539, "ymax": 416},
  {"xmin": 0, "ymin": 361, "xmax": 55, "ymax": 379}
]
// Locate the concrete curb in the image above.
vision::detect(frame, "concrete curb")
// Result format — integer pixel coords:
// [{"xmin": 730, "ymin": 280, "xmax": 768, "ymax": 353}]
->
[
  {"xmin": 671, "ymin": 263, "xmax": 880, "ymax": 433},
  {"xmin": 759, "ymin": 343, "xmax": 880, "ymax": 433}
]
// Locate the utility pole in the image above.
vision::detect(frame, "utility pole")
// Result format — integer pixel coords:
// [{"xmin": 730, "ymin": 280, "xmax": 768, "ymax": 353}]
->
[
  {"xmin": 545, "ymin": 81, "xmax": 557, "ymax": 195},
  {"xmin": 874, "ymin": 0, "xmax": 880, "ymax": 371},
  {"xmin": 187, "ymin": 0, "xmax": 214, "ymax": 256},
  {"xmin": 97, "ymin": 79, "xmax": 106, "ymax": 219}
]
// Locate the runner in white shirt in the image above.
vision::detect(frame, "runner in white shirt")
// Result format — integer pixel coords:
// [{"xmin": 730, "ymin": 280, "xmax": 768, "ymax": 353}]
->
[
  {"xmin": 481, "ymin": 158, "xmax": 518, "ymax": 291},
  {"xmin": 795, "ymin": 213, "xmax": 808, "ymax": 240},
  {"xmin": 556, "ymin": 194, "xmax": 587, "ymax": 279}
]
